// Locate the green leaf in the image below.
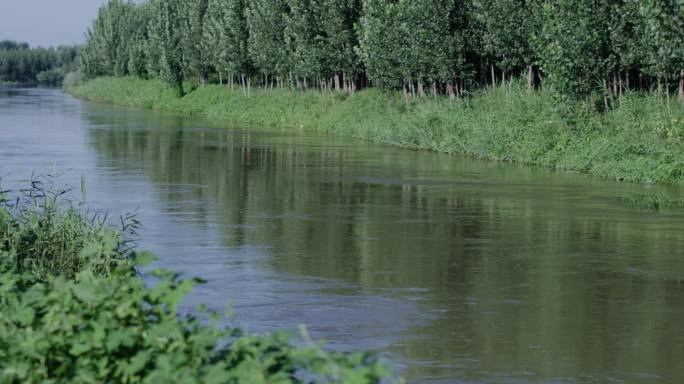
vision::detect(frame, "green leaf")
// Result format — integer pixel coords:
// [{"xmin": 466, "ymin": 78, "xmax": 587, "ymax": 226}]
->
[{"xmin": 131, "ymin": 251, "xmax": 158, "ymax": 267}]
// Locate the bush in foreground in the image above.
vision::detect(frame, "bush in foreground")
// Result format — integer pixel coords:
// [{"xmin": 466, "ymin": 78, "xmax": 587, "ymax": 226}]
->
[
  {"xmin": 0, "ymin": 179, "xmax": 393, "ymax": 383},
  {"xmin": 0, "ymin": 177, "xmax": 133, "ymax": 279}
]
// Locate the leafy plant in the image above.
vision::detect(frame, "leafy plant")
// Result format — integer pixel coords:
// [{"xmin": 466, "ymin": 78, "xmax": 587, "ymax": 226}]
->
[
  {"xmin": 0, "ymin": 177, "xmax": 395, "ymax": 383},
  {"xmin": 0, "ymin": 176, "xmax": 136, "ymax": 279},
  {"xmin": 0, "ymin": 255, "xmax": 392, "ymax": 383}
]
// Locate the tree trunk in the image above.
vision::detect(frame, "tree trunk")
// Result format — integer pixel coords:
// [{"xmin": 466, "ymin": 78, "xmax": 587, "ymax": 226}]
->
[
  {"xmin": 618, "ymin": 74, "xmax": 623, "ymax": 104},
  {"xmin": 447, "ymin": 84, "xmax": 455, "ymax": 100},
  {"xmin": 334, "ymin": 74, "xmax": 340, "ymax": 92},
  {"xmin": 679, "ymin": 69, "xmax": 684, "ymax": 104},
  {"xmin": 527, "ymin": 65, "xmax": 533, "ymax": 93},
  {"xmin": 625, "ymin": 72, "xmax": 630, "ymax": 90},
  {"xmin": 418, "ymin": 82, "xmax": 425, "ymax": 97},
  {"xmin": 666, "ymin": 80, "xmax": 671, "ymax": 111},
  {"xmin": 491, "ymin": 65, "xmax": 496, "ymax": 87},
  {"xmin": 432, "ymin": 81, "xmax": 437, "ymax": 97},
  {"xmin": 657, "ymin": 76, "xmax": 662, "ymax": 97},
  {"xmin": 602, "ymin": 78, "xmax": 610, "ymax": 110}
]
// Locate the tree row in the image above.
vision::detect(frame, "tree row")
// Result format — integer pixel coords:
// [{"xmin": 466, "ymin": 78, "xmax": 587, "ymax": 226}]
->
[
  {"xmin": 80, "ymin": 0, "xmax": 684, "ymax": 105},
  {"xmin": 0, "ymin": 41, "xmax": 80, "ymax": 85}
]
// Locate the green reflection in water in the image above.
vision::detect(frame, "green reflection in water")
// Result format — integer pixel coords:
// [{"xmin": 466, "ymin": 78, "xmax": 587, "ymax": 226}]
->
[{"xmin": 84, "ymin": 103, "xmax": 684, "ymax": 383}]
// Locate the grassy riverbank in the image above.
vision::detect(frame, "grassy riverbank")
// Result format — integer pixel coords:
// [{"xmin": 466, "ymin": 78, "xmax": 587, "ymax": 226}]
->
[
  {"xmin": 68, "ymin": 76, "xmax": 684, "ymax": 185},
  {"xmin": 0, "ymin": 179, "xmax": 391, "ymax": 383}
]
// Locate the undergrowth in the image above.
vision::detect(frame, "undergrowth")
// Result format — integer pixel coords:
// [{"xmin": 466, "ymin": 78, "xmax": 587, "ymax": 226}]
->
[{"xmin": 68, "ymin": 77, "xmax": 684, "ymax": 185}]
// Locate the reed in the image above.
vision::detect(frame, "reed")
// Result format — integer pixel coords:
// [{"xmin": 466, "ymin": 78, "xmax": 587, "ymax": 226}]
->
[{"xmin": 0, "ymin": 175, "xmax": 136, "ymax": 278}]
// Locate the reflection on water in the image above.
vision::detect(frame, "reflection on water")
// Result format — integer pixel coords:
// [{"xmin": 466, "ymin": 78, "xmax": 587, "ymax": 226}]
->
[{"xmin": 2, "ymin": 86, "xmax": 684, "ymax": 383}]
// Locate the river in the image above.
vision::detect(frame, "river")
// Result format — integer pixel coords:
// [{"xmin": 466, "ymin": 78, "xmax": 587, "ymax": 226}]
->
[{"xmin": 2, "ymin": 86, "xmax": 684, "ymax": 383}]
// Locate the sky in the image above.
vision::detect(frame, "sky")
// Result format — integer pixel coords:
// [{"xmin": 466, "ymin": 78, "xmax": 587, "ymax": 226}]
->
[{"xmin": 0, "ymin": 1, "xmax": 108, "ymax": 47}]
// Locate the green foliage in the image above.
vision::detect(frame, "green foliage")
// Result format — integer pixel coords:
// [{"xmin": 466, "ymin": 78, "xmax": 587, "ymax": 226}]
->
[
  {"xmin": 359, "ymin": 0, "xmax": 460, "ymax": 91},
  {"xmin": 70, "ymin": 76, "xmax": 684, "ymax": 185},
  {"xmin": 247, "ymin": 0, "xmax": 290, "ymax": 80},
  {"xmin": 80, "ymin": 0, "xmax": 147, "ymax": 78},
  {"xmin": 0, "ymin": 40, "xmax": 29, "ymax": 50},
  {"xmin": 320, "ymin": 0, "xmax": 362, "ymax": 85},
  {"xmin": 0, "ymin": 260, "xmax": 391, "ymax": 383},
  {"xmin": 79, "ymin": 0, "xmax": 684, "ymax": 106},
  {"xmin": 0, "ymin": 177, "xmax": 134, "ymax": 279},
  {"xmin": 472, "ymin": 0, "xmax": 538, "ymax": 72},
  {"xmin": 0, "ymin": 183, "xmax": 393, "ymax": 383},
  {"xmin": 536, "ymin": 1, "xmax": 612, "ymax": 100},
  {"xmin": 149, "ymin": 0, "xmax": 187, "ymax": 93},
  {"xmin": 285, "ymin": 0, "xmax": 327, "ymax": 81},
  {"xmin": 202, "ymin": 0, "xmax": 251, "ymax": 83},
  {"xmin": 181, "ymin": 0, "xmax": 210, "ymax": 82},
  {"xmin": 0, "ymin": 43, "xmax": 79, "ymax": 85},
  {"xmin": 638, "ymin": 0, "xmax": 684, "ymax": 81}
]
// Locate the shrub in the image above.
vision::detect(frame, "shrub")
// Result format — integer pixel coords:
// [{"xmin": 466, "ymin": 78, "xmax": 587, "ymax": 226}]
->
[
  {"xmin": 0, "ymin": 256, "xmax": 391, "ymax": 383},
  {"xmin": 0, "ymin": 177, "xmax": 394, "ymax": 383},
  {"xmin": 0, "ymin": 177, "xmax": 135, "ymax": 279}
]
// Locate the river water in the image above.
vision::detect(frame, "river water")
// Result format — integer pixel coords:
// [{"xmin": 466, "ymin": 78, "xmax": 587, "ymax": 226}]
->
[{"xmin": 2, "ymin": 86, "xmax": 684, "ymax": 383}]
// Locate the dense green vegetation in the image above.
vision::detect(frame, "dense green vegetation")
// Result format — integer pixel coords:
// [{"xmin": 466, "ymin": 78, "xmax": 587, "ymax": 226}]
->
[
  {"xmin": 0, "ymin": 40, "xmax": 80, "ymax": 85},
  {"xmin": 79, "ymin": 0, "xmax": 684, "ymax": 106},
  {"xmin": 69, "ymin": 76, "xmax": 684, "ymax": 184},
  {"xmin": 70, "ymin": 0, "xmax": 684, "ymax": 185},
  {"xmin": 0, "ymin": 179, "xmax": 392, "ymax": 383}
]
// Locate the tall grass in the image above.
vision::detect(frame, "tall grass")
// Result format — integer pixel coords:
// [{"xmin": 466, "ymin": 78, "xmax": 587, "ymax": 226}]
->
[
  {"xmin": 0, "ymin": 175, "xmax": 136, "ymax": 278},
  {"xmin": 68, "ymin": 76, "xmax": 684, "ymax": 184}
]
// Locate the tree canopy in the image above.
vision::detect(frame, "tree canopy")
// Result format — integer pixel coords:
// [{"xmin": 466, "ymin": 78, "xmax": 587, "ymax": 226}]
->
[{"xmin": 80, "ymin": 0, "xmax": 684, "ymax": 104}]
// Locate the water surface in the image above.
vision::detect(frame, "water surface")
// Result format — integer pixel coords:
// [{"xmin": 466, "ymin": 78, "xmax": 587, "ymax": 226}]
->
[{"xmin": 2, "ymin": 86, "xmax": 684, "ymax": 383}]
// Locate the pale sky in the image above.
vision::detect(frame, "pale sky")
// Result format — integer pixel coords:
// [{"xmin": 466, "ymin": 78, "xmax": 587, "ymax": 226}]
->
[{"xmin": 0, "ymin": 0, "xmax": 109, "ymax": 47}]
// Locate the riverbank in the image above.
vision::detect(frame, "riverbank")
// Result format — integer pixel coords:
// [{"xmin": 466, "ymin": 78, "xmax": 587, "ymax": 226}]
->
[{"xmin": 68, "ymin": 76, "xmax": 684, "ymax": 185}]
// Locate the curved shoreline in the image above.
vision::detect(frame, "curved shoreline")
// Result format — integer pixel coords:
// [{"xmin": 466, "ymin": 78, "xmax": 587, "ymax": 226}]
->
[{"xmin": 67, "ymin": 76, "xmax": 684, "ymax": 186}]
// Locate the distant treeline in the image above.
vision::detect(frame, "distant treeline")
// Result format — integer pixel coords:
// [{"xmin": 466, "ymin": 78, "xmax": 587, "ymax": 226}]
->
[
  {"xmin": 0, "ymin": 40, "xmax": 80, "ymax": 85},
  {"xmin": 81, "ymin": 0, "xmax": 683, "ymax": 106}
]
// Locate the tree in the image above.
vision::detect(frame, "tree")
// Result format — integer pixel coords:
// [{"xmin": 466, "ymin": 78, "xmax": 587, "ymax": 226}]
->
[
  {"xmin": 202, "ymin": 0, "xmax": 229, "ymax": 83},
  {"xmin": 473, "ymin": 0, "xmax": 540, "ymax": 91},
  {"xmin": 285, "ymin": 0, "xmax": 326, "ymax": 87},
  {"xmin": 536, "ymin": 0, "xmax": 615, "ymax": 105},
  {"xmin": 81, "ymin": 0, "xmax": 144, "ymax": 78},
  {"xmin": 247, "ymin": 0, "xmax": 290, "ymax": 87},
  {"xmin": 181, "ymin": 0, "xmax": 209, "ymax": 83},
  {"xmin": 359, "ymin": 0, "xmax": 460, "ymax": 96},
  {"xmin": 148, "ymin": 0, "xmax": 186, "ymax": 93},
  {"xmin": 639, "ymin": 0, "xmax": 684, "ymax": 102},
  {"xmin": 320, "ymin": 0, "xmax": 362, "ymax": 92}
]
